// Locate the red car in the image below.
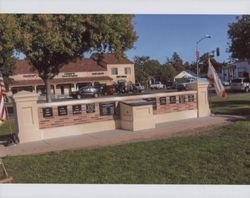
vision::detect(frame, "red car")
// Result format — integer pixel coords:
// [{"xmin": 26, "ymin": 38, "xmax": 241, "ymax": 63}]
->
[{"xmin": 102, "ymin": 85, "xmax": 117, "ymax": 95}]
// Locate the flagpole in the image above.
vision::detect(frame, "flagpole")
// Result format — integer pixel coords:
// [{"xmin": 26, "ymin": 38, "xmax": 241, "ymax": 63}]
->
[{"xmin": 195, "ymin": 35, "xmax": 212, "ymax": 79}]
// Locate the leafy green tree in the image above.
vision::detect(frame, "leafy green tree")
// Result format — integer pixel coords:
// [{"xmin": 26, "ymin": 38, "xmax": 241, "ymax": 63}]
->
[
  {"xmin": 0, "ymin": 15, "xmax": 20, "ymax": 91},
  {"xmin": 17, "ymin": 14, "xmax": 137, "ymax": 102},
  {"xmin": 199, "ymin": 54, "xmax": 226, "ymax": 76},
  {"xmin": 167, "ymin": 52, "xmax": 185, "ymax": 73},
  {"xmin": 134, "ymin": 55, "xmax": 177, "ymax": 86},
  {"xmin": 159, "ymin": 64, "xmax": 176, "ymax": 84},
  {"xmin": 134, "ymin": 56, "xmax": 161, "ymax": 86},
  {"xmin": 228, "ymin": 15, "xmax": 250, "ymax": 60}
]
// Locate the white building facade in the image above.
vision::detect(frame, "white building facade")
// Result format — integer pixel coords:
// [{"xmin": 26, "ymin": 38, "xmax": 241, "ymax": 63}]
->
[{"xmin": 221, "ymin": 60, "xmax": 250, "ymax": 82}]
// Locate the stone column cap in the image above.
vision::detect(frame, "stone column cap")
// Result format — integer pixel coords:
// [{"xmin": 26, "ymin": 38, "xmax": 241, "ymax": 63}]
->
[{"xmin": 13, "ymin": 91, "xmax": 38, "ymax": 100}]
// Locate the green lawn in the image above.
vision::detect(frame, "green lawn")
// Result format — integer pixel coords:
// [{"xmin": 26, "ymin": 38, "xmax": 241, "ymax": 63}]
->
[
  {"xmin": 2, "ymin": 93, "xmax": 250, "ymax": 184},
  {"xmin": 4, "ymin": 121, "xmax": 250, "ymax": 184},
  {"xmin": 210, "ymin": 93, "xmax": 250, "ymax": 116},
  {"xmin": 0, "ymin": 120, "xmax": 16, "ymax": 136}
]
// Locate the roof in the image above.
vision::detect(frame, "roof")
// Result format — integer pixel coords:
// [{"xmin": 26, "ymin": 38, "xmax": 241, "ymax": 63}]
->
[
  {"xmin": 14, "ymin": 58, "xmax": 106, "ymax": 75},
  {"xmin": 10, "ymin": 76, "xmax": 113, "ymax": 87},
  {"xmin": 60, "ymin": 58, "xmax": 106, "ymax": 72},
  {"xmin": 174, "ymin": 71, "xmax": 196, "ymax": 79},
  {"xmin": 91, "ymin": 53, "xmax": 134, "ymax": 65},
  {"xmin": 15, "ymin": 60, "xmax": 38, "ymax": 75},
  {"xmin": 14, "ymin": 54, "xmax": 133, "ymax": 75}
]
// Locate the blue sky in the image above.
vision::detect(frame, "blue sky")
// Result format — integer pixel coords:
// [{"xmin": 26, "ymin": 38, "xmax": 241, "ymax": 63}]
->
[
  {"xmin": 125, "ymin": 15, "xmax": 239, "ymax": 64},
  {"xmin": 18, "ymin": 15, "xmax": 239, "ymax": 64}
]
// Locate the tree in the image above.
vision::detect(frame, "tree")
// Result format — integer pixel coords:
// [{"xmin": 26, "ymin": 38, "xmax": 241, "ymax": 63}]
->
[
  {"xmin": 167, "ymin": 52, "xmax": 185, "ymax": 73},
  {"xmin": 0, "ymin": 15, "xmax": 20, "ymax": 91},
  {"xmin": 134, "ymin": 55, "xmax": 177, "ymax": 86},
  {"xmin": 159, "ymin": 64, "xmax": 176, "ymax": 84},
  {"xmin": 17, "ymin": 14, "xmax": 137, "ymax": 102},
  {"xmin": 134, "ymin": 56, "xmax": 161, "ymax": 86},
  {"xmin": 228, "ymin": 15, "xmax": 250, "ymax": 60},
  {"xmin": 198, "ymin": 53, "xmax": 226, "ymax": 76}
]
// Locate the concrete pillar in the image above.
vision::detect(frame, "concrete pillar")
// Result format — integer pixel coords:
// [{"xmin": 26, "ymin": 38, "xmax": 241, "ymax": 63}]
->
[
  {"xmin": 13, "ymin": 91, "xmax": 42, "ymax": 143},
  {"xmin": 120, "ymin": 101, "xmax": 155, "ymax": 131},
  {"xmin": 186, "ymin": 82, "xmax": 211, "ymax": 117}
]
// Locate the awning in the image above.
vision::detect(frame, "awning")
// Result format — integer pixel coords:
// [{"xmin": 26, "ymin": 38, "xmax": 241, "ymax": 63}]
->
[{"xmin": 10, "ymin": 76, "xmax": 113, "ymax": 87}]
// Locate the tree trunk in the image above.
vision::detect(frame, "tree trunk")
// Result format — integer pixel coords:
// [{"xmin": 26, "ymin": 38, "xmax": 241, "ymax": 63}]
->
[{"xmin": 44, "ymin": 79, "xmax": 52, "ymax": 103}]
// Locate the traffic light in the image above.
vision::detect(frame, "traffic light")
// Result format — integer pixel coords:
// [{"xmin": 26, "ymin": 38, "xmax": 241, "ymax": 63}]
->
[{"xmin": 216, "ymin": 48, "xmax": 220, "ymax": 56}]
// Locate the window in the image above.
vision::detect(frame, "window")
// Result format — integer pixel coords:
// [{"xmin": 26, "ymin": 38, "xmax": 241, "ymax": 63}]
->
[
  {"xmin": 179, "ymin": 95, "xmax": 186, "ymax": 104},
  {"xmin": 124, "ymin": 67, "xmax": 131, "ymax": 75},
  {"xmin": 111, "ymin": 68, "xmax": 118, "ymax": 75},
  {"xmin": 169, "ymin": 96, "xmax": 176, "ymax": 104}
]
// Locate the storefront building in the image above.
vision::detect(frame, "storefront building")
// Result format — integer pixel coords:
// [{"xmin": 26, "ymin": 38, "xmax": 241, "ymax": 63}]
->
[{"xmin": 9, "ymin": 54, "xmax": 135, "ymax": 95}]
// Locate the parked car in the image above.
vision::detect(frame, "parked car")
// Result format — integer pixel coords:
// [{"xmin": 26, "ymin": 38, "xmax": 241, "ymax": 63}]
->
[
  {"xmin": 222, "ymin": 81, "xmax": 230, "ymax": 86},
  {"xmin": 102, "ymin": 85, "xmax": 117, "ymax": 95},
  {"xmin": 133, "ymin": 83, "xmax": 145, "ymax": 93},
  {"xmin": 71, "ymin": 86, "xmax": 100, "ymax": 99},
  {"xmin": 165, "ymin": 81, "xmax": 174, "ymax": 89},
  {"xmin": 176, "ymin": 79, "xmax": 195, "ymax": 91},
  {"xmin": 150, "ymin": 82, "xmax": 166, "ymax": 89},
  {"xmin": 231, "ymin": 78, "xmax": 250, "ymax": 92},
  {"xmin": 115, "ymin": 81, "xmax": 127, "ymax": 94}
]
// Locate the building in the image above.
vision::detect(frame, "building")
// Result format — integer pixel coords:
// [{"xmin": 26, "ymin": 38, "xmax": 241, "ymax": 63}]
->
[
  {"xmin": 174, "ymin": 71, "xmax": 196, "ymax": 82},
  {"xmin": 221, "ymin": 60, "xmax": 250, "ymax": 82},
  {"xmin": 9, "ymin": 54, "xmax": 135, "ymax": 95}
]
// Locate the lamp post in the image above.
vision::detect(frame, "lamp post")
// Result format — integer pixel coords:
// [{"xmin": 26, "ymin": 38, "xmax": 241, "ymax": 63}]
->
[{"xmin": 196, "ymin": 35, "xmax": 211, "ymax": 79}]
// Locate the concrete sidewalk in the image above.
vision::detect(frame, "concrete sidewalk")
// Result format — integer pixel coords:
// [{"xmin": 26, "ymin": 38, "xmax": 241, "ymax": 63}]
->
[{"xmin": 0, "ymin": 115, "xmax": 244, "ymax": 157}]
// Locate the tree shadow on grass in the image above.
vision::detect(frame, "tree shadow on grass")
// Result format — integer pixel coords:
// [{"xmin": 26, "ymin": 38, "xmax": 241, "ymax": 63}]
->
[{"xmin": 210, "ymin": 100, "xmax": 250, "ymax": 116}]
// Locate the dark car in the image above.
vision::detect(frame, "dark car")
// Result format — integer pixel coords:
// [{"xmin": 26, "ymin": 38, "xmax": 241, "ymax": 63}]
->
[
  {"xmin": 102, "ymin": 85, "xmax": 117, "ymax": 95},
  {"xmin": 71, "ymin": 86, "xmax": 100, "ymax": 99}
]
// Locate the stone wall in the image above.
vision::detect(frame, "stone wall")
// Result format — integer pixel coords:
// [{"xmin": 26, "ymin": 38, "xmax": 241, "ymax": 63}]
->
[
  {"xmin": 38, "ymin": 93, "xmax": 197, "ymax": 129},
  {"xmin": 38, "ymin": 102, "xmax": 118, "ymax": 129},
  {"xmin": 13, "ymin": 82, "xmax": 210, "ymax": 143}
]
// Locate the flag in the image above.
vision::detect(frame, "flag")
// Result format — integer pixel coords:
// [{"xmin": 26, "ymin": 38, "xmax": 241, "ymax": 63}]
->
[
  {"xmin": 0, "ymin": 72, "xmax": 7, "ymax": 121},
  {"xmin": 207, "ymin": 58, "xmax": 227, "ymax": 97}
]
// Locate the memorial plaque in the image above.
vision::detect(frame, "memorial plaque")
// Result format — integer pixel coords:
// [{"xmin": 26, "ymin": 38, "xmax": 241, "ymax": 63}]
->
[
  {"xmin": 188, "ymin": 95, "xmax": 194, "ymax": 102},
  {"xmin": 72, "ymin": 105, "xmax": 82, "ymax": 115},
  {"xmin": 42, "ymin": 107, "xmax": 53, "ymax": 118},
  {"xmin": 159, "ymin": 97, "xmax": 167, "ymax": 105},
  {"xmin": 86, "ymin": 103, "xmax": 95, "ymax": 113},
  {"xmin": 179, "ymin": 95, "xmax": 186, "ymax": 103},
  {"xmin": 100, "ymin": 102, "xmax": 115, "ymax": 116},
  {"xmin": 58, "ymin": 106, "xmax": 68, "ymax": 116},
  {"xmin": 170, "ymin": 96, "xmax": 176, "ymax": 104}
]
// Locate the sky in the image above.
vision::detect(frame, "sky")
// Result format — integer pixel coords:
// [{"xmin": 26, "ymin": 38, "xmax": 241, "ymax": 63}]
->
[
  {"xmin": 125, "ymin": 15, "xmax": 239, "ymax": 64},
  {"xmin": 17, "ymin": 15, "xmax": 239, "ymax": 64}
]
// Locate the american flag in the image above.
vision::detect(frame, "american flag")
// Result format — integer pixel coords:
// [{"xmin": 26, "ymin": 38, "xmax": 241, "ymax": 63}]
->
[
  {"xmin": 0, "ymin": 71, "xmax": 7, "ymax": 121},
  {"xmin": 207, "ymin": 58, "xmax": 227, "ymax": 97}
]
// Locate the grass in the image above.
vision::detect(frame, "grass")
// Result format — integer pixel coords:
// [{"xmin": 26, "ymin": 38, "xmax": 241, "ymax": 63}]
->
[
  {"xmin": 3, "ymin": 121, "xmax": 250, "ymax": 184},
  {"xmin": 0, "ymin": 120, "xmax": 16, "ymax": 136},
  {"xmin": 210, "ymin": 93, "xmax": 250, "ymax": 116},
  {"xmin": 2, "ymin": 92, "xmax": 250, "ymax": 184}
]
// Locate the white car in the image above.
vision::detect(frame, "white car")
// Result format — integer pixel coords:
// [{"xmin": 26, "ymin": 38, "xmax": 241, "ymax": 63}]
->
[
  {"xmin": 133, "ymin": 83, "xmax": 145, "ymax": 92},
  {"xmin": 231, "ymin": 78, "xmax": 250, "ymax": 92},
  {"xmin": 150, "ymin": 82, "xmax": 166, "ymax": 89}
]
